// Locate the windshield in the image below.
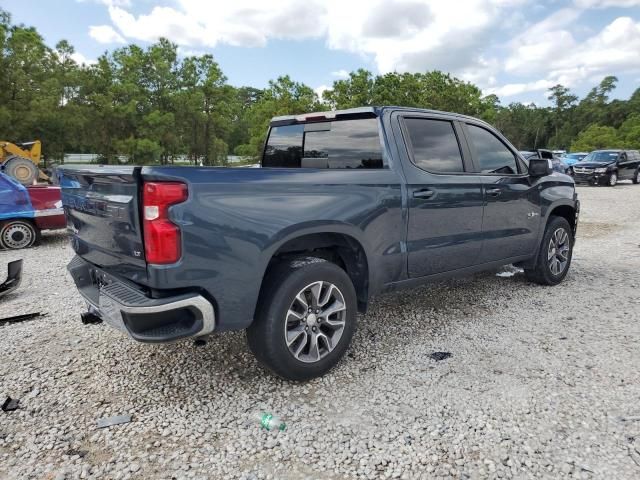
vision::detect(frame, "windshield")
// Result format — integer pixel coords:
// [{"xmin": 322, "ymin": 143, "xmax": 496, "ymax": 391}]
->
[{"xmin": 581, "ymin": 151, "xmax": 619, "ymax": 163}]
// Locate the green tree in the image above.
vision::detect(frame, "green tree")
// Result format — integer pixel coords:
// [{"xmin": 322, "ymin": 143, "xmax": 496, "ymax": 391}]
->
[
  {"xmin": 323, "ymin": 69, "xmax": 375, "ymax": 109},
  {"xmin": 1, "ymin": 6, "xmax": 639, "ymax": 168},
  {"xmin": 573, "ymin": 76, "xmax": 619, "ymax": 135},
  {"xmin": 618, "ymin": 115, "xmax": 640, "ymax": 149},
  {"xmin": 236, "ymin": 76, "xmax": 322, "ymax": 158},
  {"xmin": 323, "ymin": 69, "xmax": 498, "ymax": 120},
  {"xmin": 228, "ymin": 86, "xmax": 263, "ymax": 154},
  {"xmin": 547, "ymin": 84, "xmax": 578, "ymax": 148},
  {"xmin": 494, "ymin": 102, "xmax": 550, "ymax": 150},
  {"xmin": 570, "ymin": 125, "xmax": 620, "ymax": 151}
]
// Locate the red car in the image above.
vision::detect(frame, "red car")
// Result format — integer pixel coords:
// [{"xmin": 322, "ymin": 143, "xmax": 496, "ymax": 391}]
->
[{"xmin": 0, "ymin": 172, "xmax": 66, "ymax": 249}]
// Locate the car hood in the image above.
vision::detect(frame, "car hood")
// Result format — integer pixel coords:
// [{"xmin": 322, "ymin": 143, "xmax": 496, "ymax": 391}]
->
[{"xmin": 574, "ymin": 162, "xmax": 615, "ymax": 169}]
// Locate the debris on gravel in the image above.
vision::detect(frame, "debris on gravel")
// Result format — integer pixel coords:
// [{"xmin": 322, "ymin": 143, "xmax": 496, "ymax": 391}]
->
[
  {"xmin": 96, "ymin": 414, "xmax": 133, "ymax": 429},
  {"xmin": 1, "ymin": 397, "xmax": 20, "ymax": 412},
  {"xmin": 428, "ymin": 351, "xmax": 452, "ymax": 361},
  {"xmin": 0, "ymin": 311, "xmax": 45, "ymax": 326},
  {"xmin": 1, "ymin": 184, "xmax": 640, "ymax": 479}
]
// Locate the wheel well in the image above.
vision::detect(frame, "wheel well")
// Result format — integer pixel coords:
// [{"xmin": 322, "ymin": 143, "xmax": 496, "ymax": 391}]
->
[
  {"xmin": 0, "ymin": 217, "xmax": 35, "ymax": 227},
  {"xmin": 549, "ymin": 205, "xmax": 576, "ymax": 233},
  {"xmin": 265, "ymin": 233, "xmax": 369, "ymax": 312}
]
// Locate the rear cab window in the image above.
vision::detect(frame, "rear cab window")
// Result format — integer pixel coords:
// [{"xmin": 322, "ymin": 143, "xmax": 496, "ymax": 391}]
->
[
  {"xmin": 263, "ymin": 118, "xmax": 383, "ymax": 169},
  {"xmin": 263, "ymin": 124, "xmax": 304, "ymax": 168}
]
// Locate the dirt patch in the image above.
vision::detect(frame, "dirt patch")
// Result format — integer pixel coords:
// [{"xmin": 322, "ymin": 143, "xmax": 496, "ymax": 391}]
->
[{"xmin": 578, "ymin": 221, "xmax": 621, "ymax": 238}]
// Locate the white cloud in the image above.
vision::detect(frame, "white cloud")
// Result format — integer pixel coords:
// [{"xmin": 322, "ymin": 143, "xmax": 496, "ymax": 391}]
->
[
  {"xmin": 323, "ymin": 0, "xmax": 528, "ymax": 76},
  {"xmin": 504, "ymin": 8, "xmax": 581, "ymax": 74},
  {"xmin": 485, "ymin": 79, "xmax": 555, "ymax": 97},
  {"xmin": 496, "ymin": 13, "xmax": 640, "ymax": 96},
  {"xmin": 71, "ymin": 52, "xmax": 97, "ymax": 65},
  {"xmin": 91, "ymin": 0, "xmax": 640, "ymax": 101},
  {"xmin": 105, "ymin": 0, "xmax": 326, "ymax": 48},
  {"xmin": 314, "ymin": 85, "xmax": 329, "ymax": 98},
  {"xmin": 82, "ymin": 0, "xmax": 131, "ymax": 6},
  {"xmin": 89, "ymin": 24, "xmax": 126, "ymax": 44},
  {"xmin": 100, "ymin": 0, "xmax": 523, "ymax": 78},
  {"xmin": 331, "ymin": 69, "xmax": 350, "ymax": 79},
  {"xmin": 574, "ymin": 0, "xmax": 640, "ymax": 8}
]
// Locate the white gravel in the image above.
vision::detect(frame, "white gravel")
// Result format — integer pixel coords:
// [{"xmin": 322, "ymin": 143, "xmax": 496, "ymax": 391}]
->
[{"xmin": 1, "ymin": 183, "xmax": 640, "ymax": 479}]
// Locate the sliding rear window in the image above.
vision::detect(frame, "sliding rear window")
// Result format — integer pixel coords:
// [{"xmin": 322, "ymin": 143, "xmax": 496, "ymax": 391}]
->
[{"xmin": 263, "ymin": 118, "xmax": 383, "ymax": 169}]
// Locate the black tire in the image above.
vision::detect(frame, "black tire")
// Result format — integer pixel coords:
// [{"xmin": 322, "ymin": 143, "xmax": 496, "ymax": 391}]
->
[
  {"xmin": 607, "ymin": 171, "xmax": 617, "ymax": 187},
  {"xmin": 0, "ymin": 219, "xmax": 39, "ymax": 249},
  {"xmin": 4, "ymin": 157, "xmax": 38, "ymax": 185},
  {"xmin": 525, "ymin": 216, "xmax": 573, "ymax": 286},
  {"xmin": 247, "ymin": 257, "xmax": 357, "ymax": 381},
  {"xmin": 633, "ymin": 169, "xmax": 640, "ymax": 185}
]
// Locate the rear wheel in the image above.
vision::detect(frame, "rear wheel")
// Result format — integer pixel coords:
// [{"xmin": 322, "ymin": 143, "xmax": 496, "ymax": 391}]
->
[
  {"xmin": 0, "ymin": 220, "xmax": 39, "ymax": 249},
  {"xmin": 633, "ymin": 169, "xmax": 640, "ymax": 184},
  {"xmin": 3, "ymin": 157, "xmax": 38, "ymax": 185},
  {"xmin": 525, "ymin": 216, "xmax": 573, "ymax": 286},
  {"xmin": 247, "ymin": 257, "xmax": 357, "ymax": 381}
]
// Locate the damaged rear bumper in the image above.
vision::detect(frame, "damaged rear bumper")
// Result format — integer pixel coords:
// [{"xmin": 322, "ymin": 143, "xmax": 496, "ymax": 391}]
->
[{"xmin": 67, "ymin": 256, "xmax": 215, "ymax": 343}]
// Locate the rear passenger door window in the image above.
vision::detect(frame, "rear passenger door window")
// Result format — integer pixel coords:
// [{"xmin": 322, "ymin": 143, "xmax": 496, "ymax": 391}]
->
[
  {"xmin": 466, "ymin": 124, "xmax": 519, "ymax": 174},
  {"xmin": 403, "ymin": 118, "xmax": 465, "ymax": 173}
]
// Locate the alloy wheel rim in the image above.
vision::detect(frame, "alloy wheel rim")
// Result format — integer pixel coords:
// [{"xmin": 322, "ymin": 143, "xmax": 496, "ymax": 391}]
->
[
  {"xmin": 284, "ymin": 281, "xmax": 347, "ymax": 363},
  {"xmin": 2, "ymin": 223, "xmax": 33, "ymax": 249},
  {"xmin": 547, "ymin": 227, "xmax": 570, "ymax": 276},
  {"xmin": 610, "ymin": 173, "xmax": 617, "ymax": 185}
]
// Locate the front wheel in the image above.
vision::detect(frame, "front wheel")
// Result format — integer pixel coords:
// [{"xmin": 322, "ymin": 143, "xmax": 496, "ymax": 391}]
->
[
  {"xmin": 607, "ymin": 172, "xmax": 617, "ymax": 187},
  {"xmin": 525, "ymin": 216, "xmax": 574, "ymax": 286},
  {"xmin": 247, "ymin": 257, "xmax": 357, "ymax": 381}
]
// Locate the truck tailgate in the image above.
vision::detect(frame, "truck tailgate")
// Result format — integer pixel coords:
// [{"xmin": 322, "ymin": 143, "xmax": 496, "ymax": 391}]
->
[{"xmin": 59, "ymin": 166, "xmax": 147, "ymax": 282}]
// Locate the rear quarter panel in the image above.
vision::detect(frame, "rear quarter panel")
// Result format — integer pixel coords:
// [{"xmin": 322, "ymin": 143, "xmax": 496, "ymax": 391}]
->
[{"xmin": 141, "ymin": 166, "xmax": 404, "ymax": 331}]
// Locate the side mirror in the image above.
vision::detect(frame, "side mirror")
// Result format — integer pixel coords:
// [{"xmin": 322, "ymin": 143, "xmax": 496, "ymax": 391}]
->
[{"xmin": 529, "ymin": 158, "xmax": 552, "ymax": 177}]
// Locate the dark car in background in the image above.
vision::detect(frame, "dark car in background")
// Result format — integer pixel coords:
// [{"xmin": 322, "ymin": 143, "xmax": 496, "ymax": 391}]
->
[{"xmin": 573, "ymin": 150, "xmax": 640, "ymax": 186}]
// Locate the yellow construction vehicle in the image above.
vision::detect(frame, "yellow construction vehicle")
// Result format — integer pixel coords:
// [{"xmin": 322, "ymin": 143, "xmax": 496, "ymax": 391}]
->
[{"xmin": 0, "ymin": 140, "xmax": 47, "ymax": 185}]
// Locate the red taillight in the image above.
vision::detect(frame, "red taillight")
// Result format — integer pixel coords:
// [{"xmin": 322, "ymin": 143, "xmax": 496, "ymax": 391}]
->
[{"xmin": 142, "ymin": 182, "xmax": 188, "ymax": 264}]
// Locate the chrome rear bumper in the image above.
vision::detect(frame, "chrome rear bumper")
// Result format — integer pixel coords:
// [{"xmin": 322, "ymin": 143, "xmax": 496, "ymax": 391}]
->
[{"xmin": 68, "ymin": 255, "xmax": 215, "ymax": 342}]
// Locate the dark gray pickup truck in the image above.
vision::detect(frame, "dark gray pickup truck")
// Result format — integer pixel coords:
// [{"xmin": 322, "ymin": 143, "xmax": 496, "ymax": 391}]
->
[{"xmin": 61, "ymin": 106, "xmax": 579, "ymax": 380}]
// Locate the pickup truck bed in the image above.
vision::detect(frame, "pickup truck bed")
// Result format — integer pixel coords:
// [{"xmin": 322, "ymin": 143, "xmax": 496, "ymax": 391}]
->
[{"xmin": 61, "ymin": 106, "xmax": 579, "ymax": 380}]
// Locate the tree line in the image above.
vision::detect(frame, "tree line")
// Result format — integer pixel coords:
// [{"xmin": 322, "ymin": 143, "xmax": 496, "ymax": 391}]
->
[{"xmin": 1, "ymin": 9, "xmax": 639, "ymax": 166}]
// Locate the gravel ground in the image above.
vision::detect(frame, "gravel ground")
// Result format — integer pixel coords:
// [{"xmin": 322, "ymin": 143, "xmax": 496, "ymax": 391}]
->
[{"xmin": 1, "ymin": 183, "xmax": 640, "ymax": 480}]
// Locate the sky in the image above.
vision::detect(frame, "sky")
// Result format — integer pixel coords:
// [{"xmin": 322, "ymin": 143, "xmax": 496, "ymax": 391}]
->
[{"xmin": 4, "ymin": 0, "xmax": 640, "ymax": 105}]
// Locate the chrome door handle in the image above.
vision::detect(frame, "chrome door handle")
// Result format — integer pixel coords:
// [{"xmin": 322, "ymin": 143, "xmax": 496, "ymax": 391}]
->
[{"xmin": 413, "ymin": 189, "xmax": 435, "ymax": 199}]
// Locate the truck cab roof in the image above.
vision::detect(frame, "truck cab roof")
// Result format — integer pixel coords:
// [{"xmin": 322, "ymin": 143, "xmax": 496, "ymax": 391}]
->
[{"xmin": 270, "ymin": 106, "xmax": 488, "ymax": 126}]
